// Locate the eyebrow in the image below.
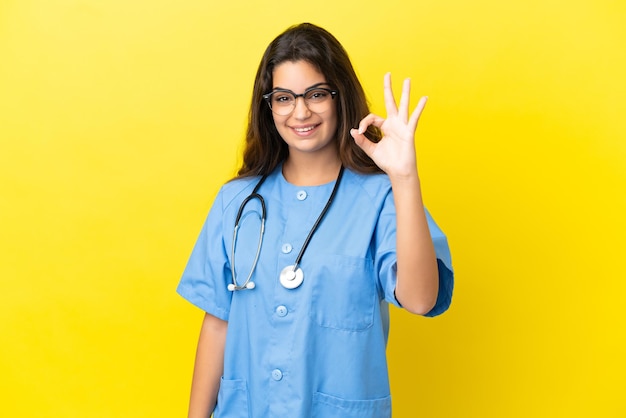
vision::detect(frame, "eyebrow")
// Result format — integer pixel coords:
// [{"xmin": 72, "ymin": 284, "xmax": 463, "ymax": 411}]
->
[{"xmin": 271, "ymin": 82, "xmax": 331, "ymax": 92}]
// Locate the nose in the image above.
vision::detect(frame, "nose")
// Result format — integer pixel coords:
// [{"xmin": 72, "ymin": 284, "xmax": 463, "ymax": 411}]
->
[{"xmin": 292, "ymin": 96, "xmax": 311, "ymax": 120}]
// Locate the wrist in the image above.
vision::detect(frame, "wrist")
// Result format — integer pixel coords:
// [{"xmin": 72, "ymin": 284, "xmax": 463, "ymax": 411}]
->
[{"xmin": 387, "ymin": 169, "xmax": 421, "ymax": 187}]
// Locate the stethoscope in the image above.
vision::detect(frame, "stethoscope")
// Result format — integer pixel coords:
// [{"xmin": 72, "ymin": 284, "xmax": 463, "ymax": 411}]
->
[
  {"xmin": 228, "ymin": 176, "xmax": 267, "ymax": 291},
  {"xmin": 228, "ymin": 166, "xmax": 345, "ymax": 291}
]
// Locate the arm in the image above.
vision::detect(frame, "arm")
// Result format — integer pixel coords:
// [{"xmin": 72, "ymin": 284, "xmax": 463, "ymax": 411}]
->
[
  {"xmin": 351, "ymin": 73, "xmax": 439, "ymax": 315},
  {"xmin": 387, "ymin": 173, "xmax": 438, "ymax": 314},
  {"xmin": 188, "ymin": 313, "xmax": 227, "ymax": 418}
]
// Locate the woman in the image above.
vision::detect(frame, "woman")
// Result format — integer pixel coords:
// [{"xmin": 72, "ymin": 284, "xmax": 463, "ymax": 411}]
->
[{"xmin": 177, "ymin": 22, "xmax": 454, "ymax": 418}]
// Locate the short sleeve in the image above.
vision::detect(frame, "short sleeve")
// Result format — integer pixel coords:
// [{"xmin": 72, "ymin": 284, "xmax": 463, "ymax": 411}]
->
[
  {"xmin": 375, "ymin": 191, "xmax": 454, "ymax": 317},
  {"xmin": 176, "ymin": 189, "xmax": 232, "ymax": 321},
  {"xmin": 422, "ymin": 208, "xmax": 454, "ymax": 317}
]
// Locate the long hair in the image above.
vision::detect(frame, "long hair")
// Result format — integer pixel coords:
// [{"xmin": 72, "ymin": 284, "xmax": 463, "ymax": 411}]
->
[{"xmin": 236, "ymin": 23, "xmax": 382, "ymax": 178}]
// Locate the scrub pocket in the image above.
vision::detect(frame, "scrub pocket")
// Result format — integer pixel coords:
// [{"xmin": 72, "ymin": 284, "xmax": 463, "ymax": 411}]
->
[
  {"xmin": 312, "ymin": 392, "xmax": 392, "ymax": 418},
  {"xmin": 213, "ymin": 377, "xmax": 249, "ymax": 418},
  {"xmin": 309, "ymin": 255, "xmax": 377, "ymax": 331}
]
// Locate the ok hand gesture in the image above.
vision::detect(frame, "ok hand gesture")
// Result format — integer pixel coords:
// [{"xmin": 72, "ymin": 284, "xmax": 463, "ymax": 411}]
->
[{"xmin": 350, "ymin": 73, "xmax": 427, "ymax": 180}]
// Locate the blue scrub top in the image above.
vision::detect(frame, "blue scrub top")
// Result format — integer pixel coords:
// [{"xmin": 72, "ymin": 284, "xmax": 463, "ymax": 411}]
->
[{"xmin": 177, "ymin": 166, "xmax": 454, "ymax": 418}]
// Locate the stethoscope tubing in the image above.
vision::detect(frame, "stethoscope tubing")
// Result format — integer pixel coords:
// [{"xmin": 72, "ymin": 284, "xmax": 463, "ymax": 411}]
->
[
  {"xmin": 229, "ymin": 176, "xmax": 268, "ymax": 291},
  {"xmin": 229, "ymin": 166, "xmax": 344, "ymax": 291},
  {"xmin": 288, "ymin": 166, "xmax": 344, "ymax": 273}
]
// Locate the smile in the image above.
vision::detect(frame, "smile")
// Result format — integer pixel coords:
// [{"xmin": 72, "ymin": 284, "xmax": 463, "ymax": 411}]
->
[{"xmin": 292, "ymin": 124, "xmax": 319, "ymax": 134}]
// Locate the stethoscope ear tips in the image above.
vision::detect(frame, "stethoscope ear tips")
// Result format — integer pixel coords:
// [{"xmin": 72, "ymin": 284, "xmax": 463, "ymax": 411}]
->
[
  {"xmin": 227, "ymin": 283, "xmax": 236, "ymax": 291},
  {"xmin": 245, "ymin": 281, "xmax": 256, "ymax": 290}
]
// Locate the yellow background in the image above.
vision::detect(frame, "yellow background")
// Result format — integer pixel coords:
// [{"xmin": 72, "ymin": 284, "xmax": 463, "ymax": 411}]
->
[{"xmin": 1, "ymin": 0, "xmax": 625, "ymax": 416}]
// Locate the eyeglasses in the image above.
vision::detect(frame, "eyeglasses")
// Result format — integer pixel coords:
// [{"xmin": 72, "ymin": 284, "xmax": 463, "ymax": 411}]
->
[{"xmin": 263, "ymin": 84, "xmax": 338, "ymax": 116}]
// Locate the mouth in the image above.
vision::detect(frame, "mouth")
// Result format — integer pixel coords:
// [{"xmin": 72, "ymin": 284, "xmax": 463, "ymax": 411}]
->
[{"xmin": 291, "ymin": 123, "xmax": 320, "ymax": 136}]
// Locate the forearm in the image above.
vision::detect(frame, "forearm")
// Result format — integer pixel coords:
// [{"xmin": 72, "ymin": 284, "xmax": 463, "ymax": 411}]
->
[
  {"xmin": 390, "ymin": 172, "xmax": 439, "ymax": 315},
  {"xmin": 188, "ymin": 313, "xmax": 227, "ymax": 418}
]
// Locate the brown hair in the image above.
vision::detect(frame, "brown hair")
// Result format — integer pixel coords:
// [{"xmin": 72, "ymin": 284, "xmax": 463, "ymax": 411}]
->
[{"xmin": 236, "ymin": 23, "xmax": 382, "ymax": 178}]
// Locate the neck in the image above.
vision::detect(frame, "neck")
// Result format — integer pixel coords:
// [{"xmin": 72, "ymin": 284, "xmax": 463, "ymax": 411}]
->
[{"xmin": 282, "ymin": 153, "xmax": 342, "ymax": 186}]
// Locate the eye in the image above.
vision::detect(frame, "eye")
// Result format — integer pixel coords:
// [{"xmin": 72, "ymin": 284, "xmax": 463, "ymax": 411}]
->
[
  {"xmin": 272, "ymin": 93, "xmax": 294, "ymax": 105},
  {"xmin": 305, "ymin": 89, "xmax": 329, "ymax": 102}
]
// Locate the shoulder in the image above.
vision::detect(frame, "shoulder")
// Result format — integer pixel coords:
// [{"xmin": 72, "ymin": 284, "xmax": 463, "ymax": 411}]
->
[{"xmin": 215, "ymin": 176, "xmax": 262, "ymax": 210}]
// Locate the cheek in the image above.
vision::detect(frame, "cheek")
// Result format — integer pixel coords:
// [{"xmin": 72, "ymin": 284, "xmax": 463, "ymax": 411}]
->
[
  {"xmin": 272, "ymin": 115, "xmax": 289, "ymax": 140},
  {"xmin": 271, "ymin": 113, "xmax": 286, "ymax": 127}
]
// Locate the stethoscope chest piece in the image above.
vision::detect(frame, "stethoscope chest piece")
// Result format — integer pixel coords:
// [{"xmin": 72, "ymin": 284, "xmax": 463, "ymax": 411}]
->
[{"xmin": 279, "ymin": 265, "xmax": 304, "ymax": 289}]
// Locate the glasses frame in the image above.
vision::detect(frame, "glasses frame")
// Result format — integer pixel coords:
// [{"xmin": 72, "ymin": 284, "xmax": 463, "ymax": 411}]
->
[{"xmin": 262, "ymin": 83, "xmax": 338, "ymax": 115}]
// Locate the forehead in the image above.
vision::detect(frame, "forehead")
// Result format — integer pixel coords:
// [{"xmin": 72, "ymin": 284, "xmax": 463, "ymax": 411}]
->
[{"xmin": 272, "ymin": 60, "xmax": 327, "ymax": 91}]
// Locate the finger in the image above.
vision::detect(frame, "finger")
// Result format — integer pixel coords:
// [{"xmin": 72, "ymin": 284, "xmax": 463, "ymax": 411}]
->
[
  {"xmin": 350, "ymin": 128, "xmax": 377, "ymax": 157},
  {"xmin": 398, "ymin": 78, "xmax": 411, "ymax": 124},
  {"xmin": 356, "ymin": 113, "xmax": 385, "ymax": 134},
  {"xmin": 383, "ymin": 73, "xmax": 398, "ymax": 116},
  {"xmin": 408, "ymin": 96, "xmax": 428, "ymax": 132}
]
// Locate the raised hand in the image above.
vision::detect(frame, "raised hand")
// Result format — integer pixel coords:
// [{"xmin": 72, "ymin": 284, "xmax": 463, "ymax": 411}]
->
[{"xmin": 350, "ymin": 73, "xmax": 427, "ymax": 180}]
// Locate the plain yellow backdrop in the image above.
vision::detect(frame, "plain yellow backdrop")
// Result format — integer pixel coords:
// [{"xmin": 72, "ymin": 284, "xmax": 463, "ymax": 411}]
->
[{"xmin": 1, "ymin": 0, "xmax": 625, "ymax": 417}]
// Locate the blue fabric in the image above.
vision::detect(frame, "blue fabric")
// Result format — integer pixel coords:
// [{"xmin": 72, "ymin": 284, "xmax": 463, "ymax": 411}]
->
[{"xmin": 177, "ymin": 166, "xmax": 454, "ymax": 418}]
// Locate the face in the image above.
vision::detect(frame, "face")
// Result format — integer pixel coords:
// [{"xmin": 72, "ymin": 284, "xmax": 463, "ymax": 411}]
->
[{"xmin": 269, "ymin": 60, "xmax": 338, "ymax": 160}]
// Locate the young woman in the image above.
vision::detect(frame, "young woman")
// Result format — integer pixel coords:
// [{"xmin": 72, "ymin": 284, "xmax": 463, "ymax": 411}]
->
[{"xmin": 177, "ymin": 23, "xmax": 454, "ymax": 418}]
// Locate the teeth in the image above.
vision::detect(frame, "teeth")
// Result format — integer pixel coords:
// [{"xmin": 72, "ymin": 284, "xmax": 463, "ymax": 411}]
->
[{"xmin": 294, "ymin": 126, "xmax": 315, "ymax": 133}]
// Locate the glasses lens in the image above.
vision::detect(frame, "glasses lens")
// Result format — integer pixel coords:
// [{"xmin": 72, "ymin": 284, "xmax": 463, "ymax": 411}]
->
[
  {"xmin": 304, "ymin": 89, "xmax": 333, "ymax": 113},
  {"xmin": 304, "ymin": 89, "xmax": 331, "ymax": 103},
  {"xmin": 269, "ymin": 92, "xmax": 295, "ymax": 116}
]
